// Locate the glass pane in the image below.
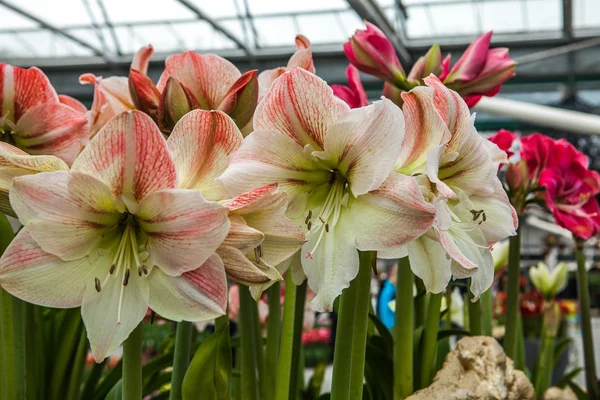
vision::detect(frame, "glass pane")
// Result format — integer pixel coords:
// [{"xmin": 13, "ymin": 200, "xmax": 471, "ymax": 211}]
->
[
  {"xmin": 248, "ymin": 0, "xmax": 348, "ymax": 16},
  {"xmin": 0, "ymin": 5, "xmax": 38, "ymax": 29},
  {"xmin": 480, "ymin": 0, "xmax": 524, "ymax": 33},
  {"xmin": 101, "ymin": 0, "xmax": 194, "ymax": 24},
  {"xmin": 6, "ymin": 0, "xmax": 93, "ymax": 27},
  {"xmin": 574, "ymin": 0, "xmax": 600, "ymax": 29},
  {"xmin": 254, "ymin": 16, "xmax": 297, "ymax": 46},
  {"xmin": 187, "ymin": 0, "xmax": 241, "ymax": 18},
  {"xmin": 296, "ymin": 13, "xmax": 347, "ymax": 44},
  {"xmin": 405, "ymin": 5, "xmax": 433, "ymax": 38},
  {"xmin": 525, "ymin": 0, "xmax": 561, "ymax": 31},
  {"xmin": 428, "ymin": 3, "xmax": 477, "ymax": 36}
]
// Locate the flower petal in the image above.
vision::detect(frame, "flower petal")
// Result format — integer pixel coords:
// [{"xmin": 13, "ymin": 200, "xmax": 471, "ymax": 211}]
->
[
  {"xmin": 82, "ymin": 265, "xmax": 149, "ymax": 362},
  {"xmin": 58, "ymin": 94, "xmax": 88, "ymax": 114},
  {"xmin": 71, "ymin": 110, "xmax": 177, "ymax": 201},
  {"xmin": 219, "ymin": 129, "xmax": 330, "ymax": 215},
  {"xmin": 222, "ymin": 214, "xmax": 264, "ymax": 253},
  {"xmin": 349, "ymin": 173, "xmax": 436, "ymax": 251},
  {"xmin": 0, "ymin": 64, "xmax": 57, "ymax": 122},
  {"xmin": 302, "ymin": 222, "xmax": 358, "ymax": 312},
  {"xmin": 406, "ymin": 235, "xmax": 452, "ymax": 294},
  {"xmin": 136, "ymin": 189, "xmax": 230, "ymax": 276},
  {"xmin": 396, "ymin": 86, "xmax": 451, "ymax": 174},
  {"xmin": 13, "ymin": 102, "xmax": 88, "ymax": 165},
  {"xmin": 148, "ymin": 253, "xmax": 227, "ymax": 321},
  {"xmin": 315, "ymin": 98, "xmax": 404, "ymax": 196},
  {"xmin": 254, "ymin": 68, "xmax": 349, "ymax": 150},
  {"xmin": 167, "ymin": 109, "xmax": 243, "ymax": 200},
  {"xmin": 217, "ymin": 245, "xmax": 282, "ymax": 287},
  {"xmin": 462, "ymin": 248, "xmax": 493, "ymax": 300},
  {"xmin": 0, "ymin": 142, "xmax": 68, "ymax": 217},
  {"xmin": 131, "ymin": 44, "xmax": 154, "ymax": 75},
  {"xmin": 10, "ymin": 171, "xmax": 121, "ymax": 260},
  {"xmin": 156, "ymin": 52, "xmax": 241, "ymax": 110},
  {"xmin": 468, "ymin": 180, "xmax": 518, "ymax": 243},
  {"xmin": 0, "ymin": 228, "xmax": 96, "ymax": 308}
]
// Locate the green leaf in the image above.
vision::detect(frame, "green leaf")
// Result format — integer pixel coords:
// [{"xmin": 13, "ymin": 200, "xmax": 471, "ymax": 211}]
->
[
  {"xmin": 183, "ymin": 322, "xmax": 232, "ymax": 400},
  {"xmin": 437, "ymin": 328, "xmax": 471, "ymax": 341},
  {"xmin": 303, "ymin": 363, "xmax": 327, "ymax": 400},
  {"xmin": 368, "ymin": 314, "xmax": 393, "ymax": 354},
  {"xmin": 567, "ymin": 382, "xmax": 590, "ymax": 400},
  {"xmin": 553, "ymin": 337, "xmax": 571, "ymax": 370},
  {"xmin": 104, "ymin": 380, "xmax": 122, "ymax": 400},
  {"xmin": 364, "ymin": 341, "xmax": 393, "ymax": 400},
  {"xmin": 556, "ymin": 368, "xmax": 583, "ymax": 389}
]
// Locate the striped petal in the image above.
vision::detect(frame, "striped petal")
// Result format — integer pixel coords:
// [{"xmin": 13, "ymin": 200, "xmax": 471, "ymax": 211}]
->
[
  {"xmin": 349, "ymin": 173, "xmax": 436, "ymax": 252},
  {"xmin": 157, "ymin": 52, "xmax": 241, "ymax": 110},
  {"xmin": 0, "ymin": 142, "xmax": 68, "ymax": 217},
  {"xmin": 82, "ymin": 262, "xmax": 149, "ymax": 362},
  {"xmin": 79, "ymin": 74, "xmax": 134, "ymax": 138},
  {"xmin": 0, "ymin": 228, "xmax": 96, "ymax": 308},
  {"xmin": 9, "ymin": 171, "xmax": 121, "ymax": 260},
  {"xmin": 0, "ymin": 63, "xmax": 57, "ymax": 123},
  {"xmin": 148, "ymin": 253, "xmax": 227, "ymax": 322},
  {"xmin": 167, "ymin": 110, "xmax": 243, "ymax": 200},
  {"xmin": 71, "ymin": 110, "xmax": 177, "ymax": 202},
  {"xmin": 58, "ymin": 94, "xmax": 88, "ymax": 114},
  {"xmin": 13, "ymin": 102, "xmax": 88, "ymax": 165},
  {"xmin": 217, "ymin": 245, "xmax": 282, "ymax": 288},
  {"xmin": 315, "ymin": 98, "xmax": 404, "ymax": 196},
  {"xmin": 136, "ymin": 189, "xmax": 230, "ymax": 276},
  {"xmin": 254, "ymin": 68, "xmax": 349, "ymax": 150},
  {"xmin": 131, "ymin": 44, "xmax": 154, "ymax": 75}
]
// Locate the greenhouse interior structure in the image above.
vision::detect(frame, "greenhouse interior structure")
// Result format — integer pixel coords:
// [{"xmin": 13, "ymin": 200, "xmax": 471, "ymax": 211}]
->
[{"xmin": 0, "ymin": 0, "xmax": 600, "ymax": 399}]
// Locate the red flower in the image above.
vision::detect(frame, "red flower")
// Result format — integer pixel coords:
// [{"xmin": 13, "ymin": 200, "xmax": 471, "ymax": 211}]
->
[
  {"xmin": 331, "ymin": 65, "xmax": 369, "ymax": 109},
  {"xmin": 488, "ymin": 129, "xmax": 517, "ymax": 159},
  {"xmin": 520, "ymin": 133, "xmax": 556, "ymax": 181}
]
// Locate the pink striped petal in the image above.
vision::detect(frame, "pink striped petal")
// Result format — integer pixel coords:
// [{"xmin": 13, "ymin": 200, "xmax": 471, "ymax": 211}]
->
[
  {"xmin": 13, "ymin": 102, "xmax": 88, "ymax": 165},
  {"xmin": 396, "ymin": 85, "xmax": 451, "ymax": 174},
  {"xmin": 287, "ymin": 35, "xmax": 315, "ymax": 73},
  {"xmin": 136, "ymin": 189, "xmax": 230, "ymax": 276},
  {"xmin": 258, "ymin": 67, "xmax": 286, "ymax": 100},
  {"xmin": 316, "ymin": 98, "xmax": 404, "ymax": 196},
  {"xmin": 156, "ymin": 52, "xmax": 241, "ymax": 110},
  {"xmin": 58, "ymin": 94, "xmax": 88, "ymax": 114},
  {"xmin": 0, "ymin": 64, "xmax": 57, "ymax": 123},
  {"xmin": 0, "ymin": 142, "xmax": 68, "ymax": 217},
  {"xmin": 222, "ymin": 214, "xmax": 264, "ymax": 253},
  {"xmin": 405, "ymin": 235, "xmax": 452, "ymax": 294},
  {"xmin": 217, "ymin": 245, "xmax": 282, "ymax": 286},
  {"xmin": 79, "ymin": 74, "xmax": 134, "ymax": 138},
  {"xmin": 71, "ymin": 110, "xmax": 177, "ymax": 201},
  {"xmin": 0, "ymin": 228, "xmax": 96, "ymax": 308},
  {"xmin": 148, "ymin": 253, "xmax": 227, "ymax": 322},
  {"xmin": 131, "ymin": 44, "xmax": 154, "ymax": 75},
  {"xmin": 349, "ymin": 173, "xmax": 436, "ymax": 251},
  {"xmin": 445, "ymin": 31, "xmax": 492, "ymax": 82},
  {"xmin": 253, "ymin": 68, "xmax": 349, "ymax": 150},
  {"xmin": 9, "ymin": 171, "xmax": 121, "ymax": 260},
  {"xmin": 167, "ymin": 109, "xmax": 243, "ymax": 200}
]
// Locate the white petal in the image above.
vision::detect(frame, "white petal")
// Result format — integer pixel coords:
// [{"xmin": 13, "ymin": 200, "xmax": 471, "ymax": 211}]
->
[{"xmin": 406, "ymin": 235, "xmax": 452, "ymax": 294}]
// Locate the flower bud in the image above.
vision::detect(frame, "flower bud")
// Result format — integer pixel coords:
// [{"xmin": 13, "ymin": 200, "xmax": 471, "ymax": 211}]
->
[
  {"xmin": 129, "ymin": 69, "xmax": 161, "ymax": 122},
  {"xmin": 331, "ymin": 65, "xmax": 368, "ymax": 109},
  {"xmin": 529, "ymin": 262, "xmax": 568, "ymax": 300},
  {"xmin": 217, "ymin": 70, "xmax": 258, "ymax": 129},
  {"xmin": 407, "ymin": 43, "xmax": 443, "ymax": 83},
  {"xmin": 343, "ymin": 22, "xmax": 406, "ymax": 84},
  {"xmin": 383, "ymin": 81, "xmax": 403, "ymax": 107},
  {"xmin": 157, "ymin": 77, "xmax": 200, "ymax": 132}
]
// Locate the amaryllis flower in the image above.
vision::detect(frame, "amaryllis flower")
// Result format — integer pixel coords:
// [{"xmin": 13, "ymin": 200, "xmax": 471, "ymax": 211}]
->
[
  {"xmin": 220, "ymin": 68, "xmax": 436, "ymax": 310},
  {"xmin": 332, "ymin": 65, "xmax": 369, "ymax": 109},
  {"xmin": 442, "ymin": 31, "xmax": 516, "ymax": 107},
  {"xmin": 344, "ymin": 22, "xmax": 406, "ymax": 86},
  {"xmin": 407, "ymin": 43, "xmax": 444, "ymax": 84},
  {"xmin": 1, "ymin": 63, "xmax": 88, "ymax": 164},
  {"xmin": 529, "ymin": 262, "xmax": 568, "ymax": 300},
  {"xmin": 0, "ymin": 110, "xmax": 231, "ymax": 361},
  {"xmin": 80, "ymin": 45, "xmax": 153, "ymax": 138},
  {"xmin": 382, "ymin": 75, "xmax": 518, "ymax": 298},
  {"xmin": 538, "ymin": 141, "xmax": 600, "ymax": 240},
  {"xmin": 519, "ymin": 133, "xmax": 557, "ymax": 182},
  {"xmin": 258, "ymin": 35, "xmax": 315, "ymax": 101},
  {"xmin": 165, "ymin": 110, "xmax": 305, "ymax": 298}
]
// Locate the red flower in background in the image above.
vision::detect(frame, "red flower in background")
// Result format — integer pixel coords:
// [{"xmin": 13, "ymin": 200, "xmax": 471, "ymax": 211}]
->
[
  {"xmin": 332, "ymin": 65, "xmax": 369, "ymax": 109},
  {"xmin": 520, "ymin": 133, "xmax": 556, "ymax": 181},
  {"xmin": 488, "ymin": 129, "xmax": 517, "ymax": 159}
]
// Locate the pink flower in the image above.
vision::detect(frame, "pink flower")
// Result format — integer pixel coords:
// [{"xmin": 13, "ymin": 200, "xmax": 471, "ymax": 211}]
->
[
  {"xmin": 331, "ymin": 65, "xmax": 369, "ymax": 109},
  {"xmin": 443, "ymin": 32, "xmax": 516, "ymax": 107},
  {"xmin": 407, "ymin": 44, "xmax": 444, "ymax": 83},
  {"xmin": 488, "ymin": 129, "xmax": 517, "ymax": 159},
  {"xmin": 343, "ymin": 22, "xmax": 405, "ymax": 85},
  {"xmin": 520, "ymin": 133, "xmax": 557, "ymax": 181}
]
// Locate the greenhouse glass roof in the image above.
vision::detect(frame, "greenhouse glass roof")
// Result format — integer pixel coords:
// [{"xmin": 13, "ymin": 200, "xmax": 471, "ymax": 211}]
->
[{"xmin": 0, "ymin": 0, "xmax": 598, "ymax": 65}]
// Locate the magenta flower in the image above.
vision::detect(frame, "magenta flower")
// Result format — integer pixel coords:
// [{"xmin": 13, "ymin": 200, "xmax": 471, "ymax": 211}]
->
[{"xmin": 331, "ymin": 65, "xmax": 369, "ymax": 109}]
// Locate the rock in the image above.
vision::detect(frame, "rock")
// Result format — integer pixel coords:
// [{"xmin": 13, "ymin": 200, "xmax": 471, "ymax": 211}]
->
[
  {"xmin": 407, "ymin": 336, "xmax": 535, "ymax": 400},
  {"xmin": 543, "ymin": 387, "xmax": 577, "ymax": 400}
]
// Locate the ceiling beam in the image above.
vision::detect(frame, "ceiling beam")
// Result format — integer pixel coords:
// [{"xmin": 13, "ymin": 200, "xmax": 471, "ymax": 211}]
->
[
  {"xmin": 346, "ymin": 0, "xmax": 412, "ymax": 64},
  {"xmin": 97, "ymin": 0, "xmax": 123, "ymax": 56},
  {"xmin": 176, "ymin": 0, "xmax": 252, "ymax": 56},
  {"xmin": 0, "ymin": 0, "xmax": 107, "ymax": 59}
]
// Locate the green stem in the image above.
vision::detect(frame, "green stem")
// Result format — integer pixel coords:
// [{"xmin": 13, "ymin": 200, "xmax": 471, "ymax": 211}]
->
[
  {"xmin": 66, "ymin": 326, "xmax": 88, "ymax": 400},
  {"xmin": 275, "ymin": 275, "xmax": 297, "ymax": 400},
  {"xmin": 122, "ymin": 323, "xmax": 143, "ymax": 400},
  {"xmin": 10, "ymin": 296, "xmax": 26, "ymax": 400},
  {"xmin": 170, "ymin": 321, "xmax": 194, "ymax": 400},
  {"xmin": 414, "ymin": 278, "xmax": 427, "ymax": 328},
  {"xmin": 394, "ymin": 257, "xmax": 413, "ymax": 400},
  {"xmin": 239, "ymin": 285, "xmax": 259, "ymax": 400},
  {"xmin": 331, "ymin": 264, "xmax": 358, "ymax": 400},
  {"xmin": 215, "ymin": 314, "xmax": 229, "ymax": 331},
  {"xmin": 251, "ymin": 297, "xmax": 266, "ymax": 399},
  {"xmin": 0, "ymin": 213, "xmax": 15, "ymax": 400},
  {"xmin": 288, "ymin": 280, "xmax": 307, "ymax": 399},
  {"xmin": 418, "ymin": 292, "xmax": 443, "ymax": 389},
  {"xmin": 504, "ymin": 225, "xmax": 521, "ymax": 361},
  {"xmin": 265, "ymin": 282, "xmax": 281, "ymax": 400},
  {"xmin": 481, "ymin": 288, "xmax": 493, "ymax": 337},
  {"xmin": 348, "ymin": 251, "xmax": 374, "ymax": 399},
  {"xmin": 575, "ymin": 240, "xmax": 600, "ymax": 399},
  {"xmin": 467, "ymin": 278, "xmax": 481, "ymax": 336}
]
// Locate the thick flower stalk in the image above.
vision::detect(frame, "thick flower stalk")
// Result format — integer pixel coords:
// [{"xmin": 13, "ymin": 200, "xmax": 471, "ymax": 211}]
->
[
  {"xmin": 382, "ymin": 75, "xmax": 518, "ymax": 299},
  {"xmin": 0, "ymin": 110, "xmax": 232, "ymax": 361},
  {"xmin": 220, "ymin": 67, "xmax": 436, "ymax": 311},
  {"xmin": 165, "ymin": 109, "xmax": 305, "ymax": 298}
]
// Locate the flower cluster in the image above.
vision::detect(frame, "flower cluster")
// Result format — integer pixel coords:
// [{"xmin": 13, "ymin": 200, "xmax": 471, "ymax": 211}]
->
[
  {"xmin": 0, "ymin": 29, "xmax": 517, "ymax": 361},
  {"xmin": 338, "ymin": 24, "xmax": 516, "ymax": 108},
  {"xmin": 489, "ymin": 130, "xmax": 600, "ymax": 240}
]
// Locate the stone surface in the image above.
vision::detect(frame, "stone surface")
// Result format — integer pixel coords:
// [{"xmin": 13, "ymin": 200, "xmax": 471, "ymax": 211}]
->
[
  {"xmin": 543, "ymin": 387, "xmax": 577, "ymax": 400},
  {"xmin": 407, "ymin": 336, "xmax": 535, "ymax": 400}
]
